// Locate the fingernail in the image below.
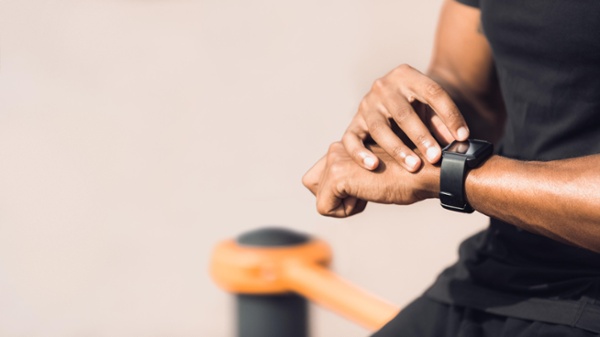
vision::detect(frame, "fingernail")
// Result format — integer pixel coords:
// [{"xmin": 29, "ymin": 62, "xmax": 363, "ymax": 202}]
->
[
  {"xmin": 457, "ymin": 127, "xmax": 469, "ymax": 140},
  {"xmin": 405, "ymin": 155, "xmax": 419, "ymax": 169},
  {"xmin": 363, "ymin": 156, "xmax": 376, "ymax": 168},
  {"xmin": 426, "ymin": 147, "xmax": 440, "ymax": 161}
]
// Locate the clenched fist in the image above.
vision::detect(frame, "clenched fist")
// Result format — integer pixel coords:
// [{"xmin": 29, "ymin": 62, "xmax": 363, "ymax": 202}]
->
[{"xmin": 302, "ymin": 142, "xmax": 440, "ymax": 218}]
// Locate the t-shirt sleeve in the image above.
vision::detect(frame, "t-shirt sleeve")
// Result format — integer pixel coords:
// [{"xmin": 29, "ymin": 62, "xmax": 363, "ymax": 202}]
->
[{"xmin": 455, "ymin": 0, "xmax": 480, "ymax": 8}]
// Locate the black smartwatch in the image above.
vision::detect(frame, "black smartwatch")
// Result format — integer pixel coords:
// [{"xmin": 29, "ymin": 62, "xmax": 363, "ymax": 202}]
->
[{"xmin": 440, "ymin": 139, "xmax": 493, "ymax": 213}]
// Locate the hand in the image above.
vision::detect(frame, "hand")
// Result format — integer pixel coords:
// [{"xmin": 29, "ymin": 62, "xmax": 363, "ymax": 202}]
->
[
  {"xmin": 342, "ymin": 64, "xmax": 469, "ymax": 172},
  {"xmin": 302, "ymin": 142, "xmax": 440, "ymax": 218}
]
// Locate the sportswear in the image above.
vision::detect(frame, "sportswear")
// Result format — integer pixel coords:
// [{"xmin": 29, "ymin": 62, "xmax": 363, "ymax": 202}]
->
[{"xmin": 375, "ymin": 0, "xmax": 600, "ymax": 334}]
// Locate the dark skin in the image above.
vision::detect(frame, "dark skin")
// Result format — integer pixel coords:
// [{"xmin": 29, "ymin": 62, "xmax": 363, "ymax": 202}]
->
[{"xmin": 303, "ymin": 0, "xmax": 600, "ymax": 252}]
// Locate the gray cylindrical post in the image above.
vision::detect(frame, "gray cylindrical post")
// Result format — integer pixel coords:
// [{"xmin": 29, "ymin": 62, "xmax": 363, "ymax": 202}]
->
[{"xmin": 236, "ymin": 227, "xmax": 310, "ymax": 337}]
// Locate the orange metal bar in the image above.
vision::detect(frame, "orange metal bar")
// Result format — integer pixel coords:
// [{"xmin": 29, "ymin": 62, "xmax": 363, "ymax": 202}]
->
[
  {"xmin": 210, "ymin": 237, "xmax": 399, "ymax": 331},
  {"xmin": 284, "ymin": 261, "xmax": 399, "ymax": 331}
]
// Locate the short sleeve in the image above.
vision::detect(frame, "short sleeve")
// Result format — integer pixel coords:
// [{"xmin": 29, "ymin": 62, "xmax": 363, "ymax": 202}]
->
[{"xmin": 455, "ymin": 0, "xmax": 480, "ymax": 8}]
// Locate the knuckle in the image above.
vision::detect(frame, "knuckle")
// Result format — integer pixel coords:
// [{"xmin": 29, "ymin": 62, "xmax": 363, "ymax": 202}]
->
[
  {"xmin": 326, "ymin": 151, "xmax": 337, "ymax": 165},
  {"xmin": 444, "ymin": 107, "xmax": 462, "ymax": 125},
  {"xmin": 301, "ymin": 173, "xmax": 310, "ymax": 188},
  {"xmin": 391, "ymin": 145, "xmax": 406, "ymax": 159},
  {"xmin": 397, "ymin": 63, "xmax": 413, "ymax": 73},
  {"xmin": 328, "ymin": 161, "xmax": 345, "ymax": 180},
  {"xmin": 414, "ymin": 133, "xmax": 429, "ymax": 147},
  {"xmin": 327, "ymin": 142, "xmax": 342, "ymax": 155},
  {"xmin": 393, "ymin": 104, "xmax": 414, "ymax": 123},
  {"xmin": 368, "ymin": 120, "xmax": 387, "ymax": 135},
  {"xmin": 341, "ymin": 132, "xmax": 354, "ymax": 146},
  {"xmin": 358, "ymin": 99, "xmax": 370, "ymax": 113},
  {"xmin": 335, "ymin": 180, "xmax": 348, "ymax": 195},
  {"xmin": 425, "ymin": 82, "xmax": 444, "ymax": 98},
  {"xmin": 302, "ymin": 173, "xmax": 316, "ymax": 190},
  {"xmin": 325, "ymin": 153, "xmax": 336, "ymax": 166},
  {"xmin": 372, "ymin": 78, "xmax": 386, "ymax": 91},
  {"xmin": 332, "ymin": 141, "xmax": 344, "ymax": 151},
  {"xmin": 316, "ymin": 202, "xmax": 328, "ymax": 215}
]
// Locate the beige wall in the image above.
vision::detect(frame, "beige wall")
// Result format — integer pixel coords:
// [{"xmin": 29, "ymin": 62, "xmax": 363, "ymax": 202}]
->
[{"xmin": 0, "ymin": 1, "xmax": 488, "ymax": 336}]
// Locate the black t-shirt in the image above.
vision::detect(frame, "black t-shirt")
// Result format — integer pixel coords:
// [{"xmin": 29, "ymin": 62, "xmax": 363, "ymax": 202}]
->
[{"xmin": 424, "ymin": 0, "xmax": 600, "ymax": 333}]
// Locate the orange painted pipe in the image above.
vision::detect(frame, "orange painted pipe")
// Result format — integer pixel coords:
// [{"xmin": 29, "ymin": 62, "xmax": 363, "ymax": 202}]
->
[
  {"xmin": 284, "ymin": 261, "xmax": 399, "ymax": 330},
  {"xmin": 210, "ymin": 236, "xmax": 399, "ymax": 331}
]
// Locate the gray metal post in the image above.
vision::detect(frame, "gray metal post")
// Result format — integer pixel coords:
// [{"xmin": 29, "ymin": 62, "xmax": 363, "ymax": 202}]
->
[{"xmin": 235, "ymin": 227, "xmax": 310, "ymax": 337}]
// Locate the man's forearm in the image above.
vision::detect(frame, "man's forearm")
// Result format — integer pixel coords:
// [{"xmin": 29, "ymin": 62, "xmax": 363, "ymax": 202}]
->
[{"xmin": 462, "ymin": 154, "xmax": 600, "ymax": 252}]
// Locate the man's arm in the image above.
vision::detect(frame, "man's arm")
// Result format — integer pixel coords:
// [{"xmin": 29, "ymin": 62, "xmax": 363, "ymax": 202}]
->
[
  {"xmin": 463, "ymin": 155, "xmax": 600, "ymax": 252},
  {"xmin": 425, "ymin": 2, "xmax": 598, "ymax": 250},
  {"xmin": 304, "ymin": 0, "xmax": 600, "ymax": 252},
  {"xmin": 303, "ymin": 145, "xmax": 600, "ymax": 253}
]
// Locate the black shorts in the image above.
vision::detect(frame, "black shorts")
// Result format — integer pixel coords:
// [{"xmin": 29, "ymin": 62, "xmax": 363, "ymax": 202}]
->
[{"xmin": 371, "ymin": 296, "xmax": 600, "ymax": 337}]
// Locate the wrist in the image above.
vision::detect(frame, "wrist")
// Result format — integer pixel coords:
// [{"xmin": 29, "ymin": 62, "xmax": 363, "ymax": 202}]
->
[
  {"xmin": 419, "ymin": 163, "xmax": 441, "ymax": 200},
  {"xmin": 464, "ymin": 154, "xmax": 500, "ymax": 207}
]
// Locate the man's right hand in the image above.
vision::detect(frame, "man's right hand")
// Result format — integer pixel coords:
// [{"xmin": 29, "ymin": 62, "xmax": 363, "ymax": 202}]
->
[{"xmin": 342, "ymin": 63, "xmax": 470, "ymax": 173}]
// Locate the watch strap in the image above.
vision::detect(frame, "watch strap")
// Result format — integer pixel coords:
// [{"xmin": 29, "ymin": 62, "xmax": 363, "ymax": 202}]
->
[{"xmin": 439, "ymin": 154, "xmax": 474, "ymax": 213}]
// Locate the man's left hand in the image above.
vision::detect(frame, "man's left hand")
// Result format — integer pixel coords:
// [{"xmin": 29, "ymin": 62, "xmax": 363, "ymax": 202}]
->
[{"xmin": 302, "ymin": 142, "xmax": 440, "ymax": 218}]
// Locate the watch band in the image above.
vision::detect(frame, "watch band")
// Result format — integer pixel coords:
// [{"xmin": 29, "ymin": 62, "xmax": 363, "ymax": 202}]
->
[
  {"xmin": 439, "ymin": 139, "xmax": 493, "ymax": 213},
  {"xmin": 439, "ymin": 154, "xmax": 474, "ymax": 213}
]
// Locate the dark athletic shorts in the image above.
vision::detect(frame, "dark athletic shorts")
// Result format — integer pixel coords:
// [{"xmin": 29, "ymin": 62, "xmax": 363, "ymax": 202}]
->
[{"xmin": 371, "ymin": 296, "xmax": 600, "ymax": 337}]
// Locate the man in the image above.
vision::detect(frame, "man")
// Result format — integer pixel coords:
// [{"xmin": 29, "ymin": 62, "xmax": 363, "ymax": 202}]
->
[{"xmin": 303, "ymin": 0, "xmax": 600, "ymax": 335}]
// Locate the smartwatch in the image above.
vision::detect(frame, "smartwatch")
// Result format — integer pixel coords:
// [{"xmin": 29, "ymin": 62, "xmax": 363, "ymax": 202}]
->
[{"xmin": 439, "ymin": 139, "xmax": 493, "ymax": 213}]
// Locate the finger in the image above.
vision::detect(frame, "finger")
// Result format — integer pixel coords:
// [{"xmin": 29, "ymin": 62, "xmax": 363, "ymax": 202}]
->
[
  {"xmin": 366, "ymin": 109, "xmax": 422, "ymax": 172},
  {"xmin": 428, "ymin": 113, "xmax": 455, "ymax": 145},
  {"xmin": 302, "ymin": 156, "xmax": 326, "ymax": 196},
  {"xmin": 350, "ymin": 199, "xmax": 368, "ymax": 216},
  {"xmin": 316, "ymin": 148, "xmax": 356, "ymax": 218},
  {"xmin": 316, "ymin": 178, "xmax": 348, "ymax": 218},
  {"xmin": 383, "ymin": 96, "xmax": 443, "ymax": 164},
  {"xmin": 342, "ymin": 127, "xmax": 379, "ymax": 170},
  {"xmin": 343, "ymin": 197, "xmax": 359, "ymax": 216},
  {"xmin": 415, "ymin": 103, "xmax": 454, "ymax": 145},
  {"xmin": 336, "ymin": 197, "xmax": 368, "ymax": 217},
  {"xmin": 401, "ymin": 69, "xmax": 470, "ymax": 141}
]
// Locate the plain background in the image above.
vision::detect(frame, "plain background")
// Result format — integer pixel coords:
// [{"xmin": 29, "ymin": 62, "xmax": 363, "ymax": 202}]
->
[{"xmin": 0, "ymin": 0, "xmax": 488, "ymax": 336}]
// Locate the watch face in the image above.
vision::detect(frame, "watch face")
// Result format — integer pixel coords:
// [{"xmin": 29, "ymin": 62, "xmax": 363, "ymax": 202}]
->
[{"xmin": 444, "ymin": 140, "xmax": 491, "ymax": 157}]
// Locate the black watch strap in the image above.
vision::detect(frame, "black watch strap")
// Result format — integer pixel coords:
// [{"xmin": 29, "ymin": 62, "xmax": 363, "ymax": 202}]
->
[
  {"xmin": 439, "ymin": 139, "xmax": 493, "ymax": 213},
  {"xmin": 440, "ymin": 155, "xmax": 474, "ymax": 213}
]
